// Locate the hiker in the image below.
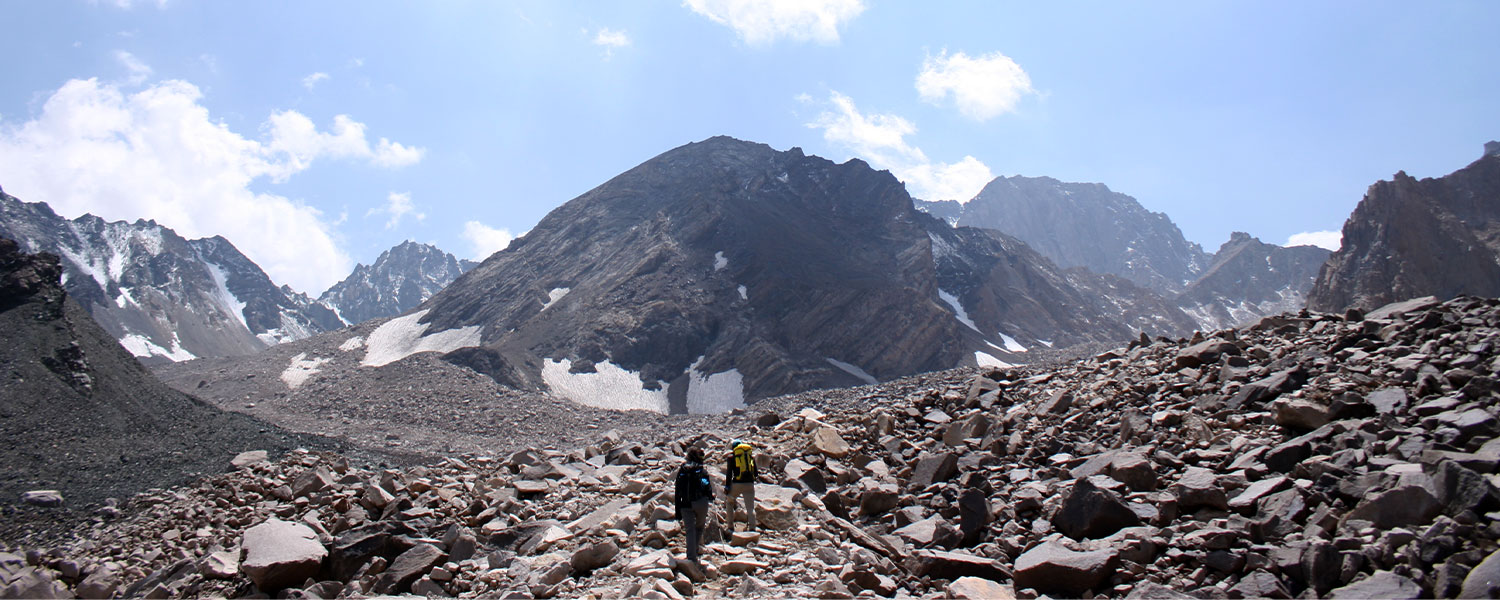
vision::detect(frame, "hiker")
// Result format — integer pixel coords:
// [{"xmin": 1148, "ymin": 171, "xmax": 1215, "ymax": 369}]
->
[
  {"xmin": 673, "ymin": 446, "xmax": 714, "ymax": 567},
  {"xmin": 725, "ymin": 439, "xmax": 758, "ymax": 531}
]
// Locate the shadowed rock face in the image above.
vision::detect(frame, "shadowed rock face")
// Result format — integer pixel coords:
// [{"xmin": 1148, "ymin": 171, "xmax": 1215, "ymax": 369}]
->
[
  {"xmin": 419, "ymin": 136, "xmax": 967, "ymax": 405},
  {"xmin": 416, "ymin": 137, "xmax": 1197, "ymax": 410},
  {"xmin": 0, "ymin": 192, "xmax": 341, "ymax": 362},
  {"xmin": 0, "ymin": 236, "xmax": 321, "ymax": 513},
  {"xmin": 1308, "ymin": 145, "xmax": 1500, "ymax": 312}
]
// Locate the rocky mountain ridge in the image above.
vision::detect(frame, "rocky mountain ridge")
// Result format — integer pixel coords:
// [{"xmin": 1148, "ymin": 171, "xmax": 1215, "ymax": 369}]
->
[
  {"xmin": 0, "ymin": 193, "xmax": 340, "ymax": 362},
  {"xmin": 0, "ymin": 237, "xmax": 341, "ymax": 527},
  {"xmin": 0, "ymin": 191, "xmax": 477, "ymax": 362},
  {"xmin": 918, "ymin": 177, "xmax": 1333, "ymax": 332},
  {"xmin": 6, "ymin": 294, "xmax": 1500, "ymax": 598},
  {"xmin": 928, "ymin": 175, "xmax": 1213, "ymax": 295},
  {"xmin": 318, "ymin": 240, "xmax": 477, "ymax": 327},
  {"xmin": 1307, "ymin": 144, "xmax": 1500, "ymax": 312},
  {"xmin": 1177, "ymin": 232, "xmax": 1331, "ymax": 331},
  {"xmin": 379, "ymin": 136, "xmax": 1200, "ymax": 412}
]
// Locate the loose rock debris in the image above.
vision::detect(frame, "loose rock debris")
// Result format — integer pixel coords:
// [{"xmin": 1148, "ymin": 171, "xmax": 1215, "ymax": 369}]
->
[{"xmin": 5, "ymin": 295, "xmax": 1500, "ymax": 598}]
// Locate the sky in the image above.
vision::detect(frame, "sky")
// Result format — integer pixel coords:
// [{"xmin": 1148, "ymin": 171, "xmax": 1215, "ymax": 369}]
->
[{"xmin": 0, "ymin": 1, "xmax": 1496, "ymax": 295}]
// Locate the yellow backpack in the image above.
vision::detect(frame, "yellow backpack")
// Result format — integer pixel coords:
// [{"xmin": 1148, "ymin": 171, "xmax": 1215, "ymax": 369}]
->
[{"xmin": 733, "ymin": 443, "xmax": 755, "ymax": 477}]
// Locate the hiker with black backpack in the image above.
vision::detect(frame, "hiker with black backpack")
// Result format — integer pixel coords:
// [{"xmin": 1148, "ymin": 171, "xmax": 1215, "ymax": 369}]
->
[
  {"xmin": 725, "ymin": 439, "xmax": 758, "ymax": 532},
  {"xmin": 673, "ymin": 446, "xmax": 715, "ymax": 568}
]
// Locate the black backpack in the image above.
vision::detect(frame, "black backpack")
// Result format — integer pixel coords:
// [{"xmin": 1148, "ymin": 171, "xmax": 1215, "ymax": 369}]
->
[{"xmin": 678, "ymin": 463, "xmax": 713, "ymax": 503}]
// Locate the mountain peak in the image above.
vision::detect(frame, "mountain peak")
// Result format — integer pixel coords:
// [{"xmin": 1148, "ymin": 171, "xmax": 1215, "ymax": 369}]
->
[{"xmin": 1486, "ymin": 140, "xmax": 1500, "ymax": 157}]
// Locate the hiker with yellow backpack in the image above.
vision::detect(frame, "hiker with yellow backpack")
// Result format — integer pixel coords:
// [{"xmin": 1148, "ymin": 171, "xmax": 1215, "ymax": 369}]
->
[{"xmin": 725, "ymin": 439, "xmax": 758, "ymax": 532}]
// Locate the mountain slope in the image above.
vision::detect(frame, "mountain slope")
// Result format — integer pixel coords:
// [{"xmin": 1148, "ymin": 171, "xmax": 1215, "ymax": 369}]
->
[
  {"xmin": 0, "ymin": 236, "xmax": 323, "ymax": 514},
  {"xmin": 1177, "ymin": 232, "xmax": 1331, "ymax": 329},
  {"xmin": 1307, "ymin": 143, "xmax": 1500, "ymax": 312},
  {"xmin": 924, "ymin": 215, "xmax": 1197, "ymax": 357},
  {"xmin": 318, "ymin": 240, "xmax": 476, "ymax": 325},
  {"xmin": 0, "ymin": 192, "xmax": 340, "ymax": 362},
  {"xmin": 401, "ymin": 137, "xmax": 1196, "ymax": 411},
  {"xmin": 929, "ymin": 176, "xmax": 1211, "ymax": 294}
]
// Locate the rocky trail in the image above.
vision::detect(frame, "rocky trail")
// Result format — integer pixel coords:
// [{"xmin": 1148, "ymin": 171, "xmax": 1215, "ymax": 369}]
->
[{"xmin": 7, "ymin": 296, "xmax": 1500, "ymax": 598}]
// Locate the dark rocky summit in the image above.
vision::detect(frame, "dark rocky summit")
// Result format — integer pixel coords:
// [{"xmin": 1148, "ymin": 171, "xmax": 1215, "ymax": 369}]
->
[
  {"xmin": 408, "ymin": 137, "xmax": 1194, "ymax": 410},
  {"xmin": 1307, "ymin": 144, "xmax": 1500, "ymax": 312},
  {"xmin": 318, "ymin": 240, "xmax": 476, "ymax": 326},
  {"xmin": 0, "ymin": 237, "xmax": 334, "ymax": 535},
  {"xmin": 926, "ymin": 176, "xmax": 1212, "ymax": 295},
  {"xmin": 7, "ymin": 294, "xmax": 1500, "ymax": 598},
  {"xmin": 0, "ymin": 193, "xmax": 341, "ymax": 362},
  {"xmin": 1177, "ymin": 232, "xmax": 1331, "ymax": 330}
]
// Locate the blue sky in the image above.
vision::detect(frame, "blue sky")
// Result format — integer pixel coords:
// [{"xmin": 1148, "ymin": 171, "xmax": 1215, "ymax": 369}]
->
[{"xmin": 1, "ymin": 1, "xmax": 1496, "ymax": 294}]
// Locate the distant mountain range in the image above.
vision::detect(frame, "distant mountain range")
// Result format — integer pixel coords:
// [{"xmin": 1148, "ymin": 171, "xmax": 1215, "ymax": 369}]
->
[
  {"xmin": 0, "ymin": 191, "xmax": 472, "ymax": 363},
  {"xmin": 6, "ymin": 137, "xmax": 1499, "ymax": 415},
  {"xmin": 917, "ymin": 176, "xmax": 1331, "ymax": 331}
]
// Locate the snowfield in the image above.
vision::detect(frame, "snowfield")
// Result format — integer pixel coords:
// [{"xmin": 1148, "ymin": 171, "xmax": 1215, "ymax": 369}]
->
[
  {"xmin": 280, "ymin": 352, "xmax": 330, "ymax": 389},
  {"xmin": 361, "ymin": 310, "xmax": 483, "ymax": 367},
  {"xmin": 686, "ymin": 356, "xmax": 746, "ymax": 414},
  {"xmin": 541, "ymin": 358, "xmax": 669, "ymax": 413},
  {"xmin": 825, "ymin": 357, "xmax": 878, "ymax": 386},
  {"xmin": 119, "ymin": 333, "xmax": 195, "ymax": 362},
  {"xmin": 542, "ymin": 287, "xmax": 570, "ymax": 311},
  {"xmin": 939, "ymin": 289, "xmax": 981, "ymax": 333}
]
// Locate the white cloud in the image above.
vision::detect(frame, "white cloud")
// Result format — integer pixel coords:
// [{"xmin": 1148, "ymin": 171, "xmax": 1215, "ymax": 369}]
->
[
  {"xmin": 916, "ymin": 50, "xmax": 1035, "ymax": 121},
  {"xmin": 593, "ymin": 28, "xmax": 631, "ymax": 48},
  {"xmin": 301, "ymin": 72, "xmax": 329, "ymax": 90},
  {"xmin": 261, "ymin": 111, "xmax": 425, "ymax": 176},
  {"xmin": 462, "ymin": 221, "xmax": 514, "ymax": 260},
  {"xmin": 97, "ymin": 0, "xmax": 168, "ymax": 8},
  {"xmin": 0, "ymin": 78, "xmax": 423, "ymax": 293},
  {"xmin": 684, "ymin": 0, "xmax": 865, "ymax": 45},
  {"xmin": 114, "ymin": 50, "xmax": 152, "ymax": 85},
  {"xmin": 368, "ymin": 191, "xmax": 425, "ymax": 230},
  {"xmin": 1287, "ymin": 230, "xmax": 1342, "ymax": 251},
  {"xmin": 806, "ymin": 91, "xmax": 993, "ymax": 202}
]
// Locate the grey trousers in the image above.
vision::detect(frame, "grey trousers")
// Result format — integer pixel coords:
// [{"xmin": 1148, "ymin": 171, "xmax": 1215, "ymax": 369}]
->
[
  {"xmin": 728, "ymin": 482, "xmax": 757, "ymax": 530},
  {"xmin": 683, "ymin": 498, "xmax": 710, "ymax": 563}
]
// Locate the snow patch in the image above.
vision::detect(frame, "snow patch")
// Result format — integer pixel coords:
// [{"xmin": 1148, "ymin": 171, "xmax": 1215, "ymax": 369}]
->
[
  {"xmin": 686, "ymin": 356, "xmax": 746, "ymax": 414},
  {"xmin": 118, "ymin": 333, "xmax": 195, "ymax": 361},
  {"xmin": 541, "ymin": 358, "xmax": 669, "ymax": 413},
  {"xmin": 339, "ymin": 336, "xmax": 366, "ymax": 352},
  {"xmin": 362, "ymin": 309, "xmax": 483, "ymax": 367},
  {"xmin": 975, "ymin": 351, "xmax": 1015, "ymax": 368},
  {"xmin": 280, "ymin": 352, "xmax": 330, "ymax": 389},
  {"xmin": 826, "ymin": 357, "xmax": 878, "ymax": 386},
  {"xmin": 542, "ymin": 287, "xmax": 570, "ymax": 311},
  {"xmin": 939, "ymin": 289, "xmax": 981, "ymax": 332},
  {"xmin": 714, "ymin": 251, "xmax": 728, "ymax": 271},
  {"xmin": 776, "ymin": 172, "xmax": 789, "ymax": 183},
  {"xmin": 999, "ymin": 333, "xmax": 1028, "ymax": 353},
  {"xmin": 204, "ymin": 261, "xmax": 249, "ymax": 329},
  {"xmin": 737, "ymin": 285, "xmax": 748, "ymax": 301}
]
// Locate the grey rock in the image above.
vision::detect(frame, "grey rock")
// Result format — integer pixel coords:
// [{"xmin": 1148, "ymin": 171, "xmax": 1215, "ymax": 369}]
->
[
  {"xmin": 1343, "ymin": 484, "xmax": 1442, "ymax": 529},
  {"xmin": 239, "ymin": 518, "xmax": 328, "ymax": 592},
  {"xmin": 1052, "ymin": 477, "xmax": 1141, "ymax": 540},
  {"xmin": 374, "ymin": 543, "xmax": 445, "ymax": 595},
  {"xmin": 1013, "ymin": 540, "xmax": 1118, "ymax": 596},
  {"xmin": 1171, "ymin": 466, "xmax": 1229, "ymax": 510},
  {"xmin": 1327, "ymin": 570, "xmax": 1423, "ymax": 599}
]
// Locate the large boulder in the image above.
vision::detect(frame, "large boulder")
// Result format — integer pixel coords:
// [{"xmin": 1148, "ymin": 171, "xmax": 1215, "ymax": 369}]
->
[
  {"xmin": 1052, "ymin": 477, "xmax": 1141, "ymax": 540},
  {"xmin": 239, "ymin": 519, "xmax": 328, "ymax": 591},
  {"xmin": 1013, "ymin": 540, "xmax": 1118, "ymax": 596},
  {"xmin": 947, "ymin": 576, "xmax": 1016, "ymax": 600}
]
